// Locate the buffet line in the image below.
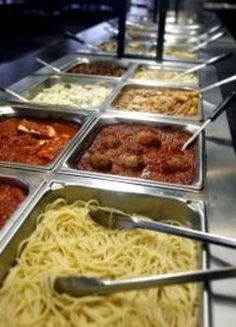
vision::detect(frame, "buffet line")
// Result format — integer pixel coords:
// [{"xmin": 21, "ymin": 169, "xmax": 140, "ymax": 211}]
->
[{"xmin": 0, "ymin": 11, "xmax": 235, "ymax": 327}]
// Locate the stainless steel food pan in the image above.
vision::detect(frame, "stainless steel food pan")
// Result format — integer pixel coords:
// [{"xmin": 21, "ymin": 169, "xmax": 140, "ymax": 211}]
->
[
  {"xmin": 96, "ymin": 40, "xmax": 149, "ymax": 56},
  {"xmin": 61, "ymin": 113, "xmax": 204, "ymax": 191},
  {"xmin": 0, "ymin": 170, "xmax": 45, "ymax": 243},
  {"xmin": 129, "ymin": 63, "xmax": 200, "ymax": 87},
  {"xmin": 0, "ymin": 177, "xmax": 209, "ymax": 327},
  {"xmin": 0, "ymin": 104, "xmax": 94, "ymax": 171},
  {"xmin": 19, "ymin": 75, "xmax": 118, "ymax": 111},
  {"xmin": 146, "ymin": 45, "xmax": 200, "ymax": 63},
  {"xmin": 58, "ymin": 55, "xmax": 133, "ymax": 81},
  {"xmin": 108, "ymin": 82, "xmax": 203, "ymax": 122}
]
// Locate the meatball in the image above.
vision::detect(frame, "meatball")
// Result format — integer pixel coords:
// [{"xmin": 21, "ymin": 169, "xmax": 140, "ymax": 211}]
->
[
  {"xmin": 122, "ymin": 154, "xmax": 144, "ymax": 170},
  {"xmin": 101, "ymin": 134, "xmax": 121, "ymax": 149},
  {"xmin": 90, "ymin": 153, "xmax": 111, "ymax": 171},
  {"xmin": 136, "ymin": 130, "xmax": 161, "ymax": 147},
  {"xmin": 163, "ymin": 156, "xmax": 188, "ymax": 173}
]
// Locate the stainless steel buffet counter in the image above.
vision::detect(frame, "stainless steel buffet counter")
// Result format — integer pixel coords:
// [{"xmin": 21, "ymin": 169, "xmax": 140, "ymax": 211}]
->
[{"xmin": 0, "ymin": 9, "xmax": 236, "ymax": 327}]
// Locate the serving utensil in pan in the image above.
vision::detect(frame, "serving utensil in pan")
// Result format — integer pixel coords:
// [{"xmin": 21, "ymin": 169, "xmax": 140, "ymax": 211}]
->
[
  {"xmin": 189, "ymin": 31, "xmax": 226, "ymax": 52},
  {"xmin": 88, "ymin": 206, "xmax": 236, "ymax": 249},
  {"xmin": 177, "ymin": 53, "xmax": 232, "ymax": 77},
  {"xmin": 36, "ymin": 57, "xmax": 89, "ymax": 74},
  {"xmin": 54, "ymin": 266, "xmax": 236, "ymax": 297},
  {"xmin": 36, "ymin": 58, "xmax": 61, "ymax": 73},
  {"xmin": 200, "ymin": 74, "xmax": 236, "ymax": 93},
  {"xmin": 63, "ymin": 31, "xmax": 99, "ymax": 52},
  {"xmin": 0, "ymin": 87, "xmax": 28, "ymax": 102},
  {"xmin": 54, "ymin": 203, "xmax": 236, "ymax": 297},
  {"xmin": 194, "ymin": 24, "xmax": 222, "ymax": 42},
  {"xmin": 182, "ymin": 92, "xmax": 236, "ymax": 151}
]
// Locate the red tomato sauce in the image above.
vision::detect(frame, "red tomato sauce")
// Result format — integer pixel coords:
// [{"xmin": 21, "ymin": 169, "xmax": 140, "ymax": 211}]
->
[
  {"xmin": 76, "ymin": 124, "xmax": 197, "ymax": 185},
  {"xmin": 0, "ymin": 118, "xmax": 79, "ymax": 165},
  {"xmin": 0, "ymin": 183, "xmax": 27, "ymax": 228}
]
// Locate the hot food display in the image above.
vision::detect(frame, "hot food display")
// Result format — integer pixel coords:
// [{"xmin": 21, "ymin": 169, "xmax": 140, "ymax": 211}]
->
[
  {"xmin": 0, "ymin": 9, "xmax": 234, "ymax": 326},
  {"xmin": 111, "ymin": 86, "xmax": 199, "ymax": 117},
  {"xmin": 0, "ymin": 118, "xmax": 79, "ymax": 165},
  {"xmin": 75, "ymin": 124, "xmax": 197, "ymax": 186}
]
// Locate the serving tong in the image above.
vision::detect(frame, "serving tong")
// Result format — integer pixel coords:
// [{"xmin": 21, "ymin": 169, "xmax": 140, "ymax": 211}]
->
[
  {"xmin": 182, "ymin": 92, "xmax": 236, "ymax": 150},
  {"xmin": 54, "ymin": 207, "xmax": 236, "ymax": 297},
  {"xmin": 55, "ymin": 267, "xmax": 236, "ymax": 297}
]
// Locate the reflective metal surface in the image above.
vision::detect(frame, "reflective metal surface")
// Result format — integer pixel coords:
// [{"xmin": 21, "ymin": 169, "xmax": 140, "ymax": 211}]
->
[
  {"xmin": 61, "ymin": 113, "xmax": 204, "ymax": 191},
  {"xmin": 0, "ymin": 176, "xmax": 209, "ymax": 327},
  {"xmin": 0, "ymin": 10, "xmax": 235, "ymax": 327},
  {"xmin": 108, "ymin": 82, "xmax": 203, "ymax": 121}
]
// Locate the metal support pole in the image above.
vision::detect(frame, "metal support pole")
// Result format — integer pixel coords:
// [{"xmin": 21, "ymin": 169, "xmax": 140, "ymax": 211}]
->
[
  {"xmin": 153, "ymin": 0, "xmax": 158, "ymax": 23},
  {"xmin": 156, "ymin": 0, "xmax": 169, "ymax": 62},
  {"xmin": 174, "ymin": 0, "xmax": 180, "ymax": 24},
  {"xmin": 117, "ymin": 0, "xmax": 127, "ymax": 58}
]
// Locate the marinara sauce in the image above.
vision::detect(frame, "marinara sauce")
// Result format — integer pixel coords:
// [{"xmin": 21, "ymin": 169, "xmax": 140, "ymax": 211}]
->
[
  {"xmin": 0, "ymin": 183, "xmax": 27, "ymax": 228},
  {"xmin": 0, "ymin": 118, "xmax": 79, "ymax": 166},
  {"xmin": 77, "ymin": 124, "xmax": 197, "ymax": 185}
]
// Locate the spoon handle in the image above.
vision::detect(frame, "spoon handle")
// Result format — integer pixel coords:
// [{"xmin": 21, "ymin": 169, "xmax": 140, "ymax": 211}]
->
[
  {"xmin": 0, "ymin": 87, "xmax": 28, "ymax": 102},
  {"xmin": 179, "ymin": 52, "xmax": 232, "ymax": 76},
  {"xmin": 36, "ymin": 58, "xmax": 61, "ymax": 73},
  {"xmin": 182, "ymin": 92, "xmax": 236, "ymax": 151},
  {"xmin": 200, "ymin": 74, "xmax": 236, "ymax": 92},
  {"xmin": 208, "ymin": 91, "xmax": 236, "ymax": 122},
  {"xmin": 64, "ymin": 31, "xmax": 98, "ymax": 51},
  {"xmin": 189, "ymin": 31, "xmax": 226, "ymax": 52}
]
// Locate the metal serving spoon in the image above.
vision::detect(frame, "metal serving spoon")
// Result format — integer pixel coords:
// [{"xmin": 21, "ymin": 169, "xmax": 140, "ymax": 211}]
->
[
  {"xmin": 200, "ymin": 74, "xmax": 236, "ymax": 93},
  {"xmin": 177, "ymin": 52, "xmax": 232, "ymax": 77},
  {"xmin": 36, "ymin": 58, "xmax": 61, "ymax": 73},
  {"xmin": 182, "ymin": 92, "xmax": 236, "ymax": 151},
  {"xmin": 88, "ymin": 207, "xmax": 236, "ymax": 249},
  {"xmin": 36, "ymin": 57, "xmax": 89, "ymax": 74},
  {"xmin": 193, "ymin": 24, "xmax": 222, "ymax": 42},
  {"xmin": 0, "ymin": 87, "xmax": 28, "ymax": 102},
  {"xmin": 63, "ymin": 31, "xmax": 99, "ymax": 52},
  {"xmin": 54, "ymin": 266, "xmax": 236, "ymax": 297},
  {"xmin": 189, "ymin": 31, "xmax": 226, "ymax": 52}
]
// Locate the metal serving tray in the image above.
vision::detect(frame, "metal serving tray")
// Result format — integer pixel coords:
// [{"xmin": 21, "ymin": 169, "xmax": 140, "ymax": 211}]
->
[
  {"xmin": 108, "ymin": 82, "xmax": 203, "ymax": 122},
  {"xmin": 0, "ymin": 177, "xmax": 209, "ymax": 327},
  {"xmin": 0, "ymin": 104, "xmax": 94, "ymax": 171},
  {"xmin": 19, "ymin": 75, "xmax": 118, "ymax": 112},
  {"xmin": 58, "ymin": 55, "xmax": 133, "ymax": 81},
  {"xmin": 146, "ymin": 44, "xmax": 200, "ymax": 63},
  {"xmin": 0, "ymin": 168, "xmax": 45, "ymax": 244},
  {"xmin": 95, "ymin": 40, "xmax": 149, "ymax": 57},
  {"xmin": 129, "ymin": 63, "xmax": 200, "ymax": 87},
  {"xmin": 61, "ymin": 113, "xmax": 204, "ymax": 191}
]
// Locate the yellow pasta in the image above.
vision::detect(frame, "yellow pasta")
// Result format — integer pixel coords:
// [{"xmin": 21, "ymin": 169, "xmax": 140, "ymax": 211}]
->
[{"xmin": 0, "ymin": 199, "xmax": 200, "ymax": 327}]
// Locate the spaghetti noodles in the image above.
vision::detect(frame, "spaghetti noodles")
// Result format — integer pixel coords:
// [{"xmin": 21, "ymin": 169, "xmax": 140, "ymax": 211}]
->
[{"xmin": 0, "ymin": 199, "xmax": 200, "ymax": 327}]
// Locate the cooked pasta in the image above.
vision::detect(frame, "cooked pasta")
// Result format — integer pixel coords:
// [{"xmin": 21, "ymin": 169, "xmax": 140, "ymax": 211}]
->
[{"xmin": 0, "ymin": 199, "xmax": 200, "ymax": 327}]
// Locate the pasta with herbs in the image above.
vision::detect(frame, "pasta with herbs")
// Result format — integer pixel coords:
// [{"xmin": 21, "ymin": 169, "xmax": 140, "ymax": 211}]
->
[{"xmin": 0, "ymin": 199, "xmax": 200, "ymax": 327}]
